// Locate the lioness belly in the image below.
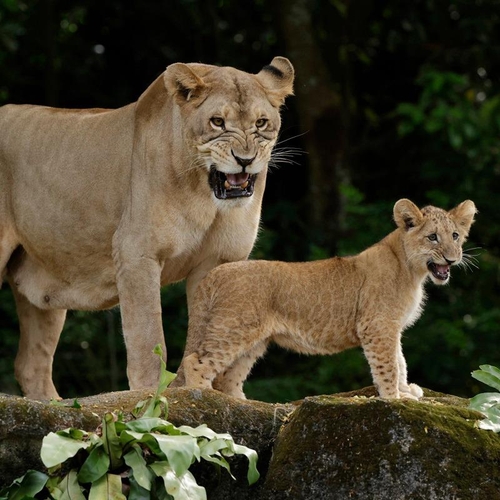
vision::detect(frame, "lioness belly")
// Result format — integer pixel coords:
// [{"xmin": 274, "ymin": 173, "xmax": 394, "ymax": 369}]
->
[{"xmin": 8, "ymin": 249, "xmax": 119, "ymax": 310}]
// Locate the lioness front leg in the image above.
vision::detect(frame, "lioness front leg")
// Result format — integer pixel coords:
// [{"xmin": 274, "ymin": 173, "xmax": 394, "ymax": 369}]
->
[
  {"xmin": 115, "ymin": 257, "xmax": 166, "ymax": 390},
  {"xmin": 11, "ymin": 283, "xmax": 66, "ymax": 400}
]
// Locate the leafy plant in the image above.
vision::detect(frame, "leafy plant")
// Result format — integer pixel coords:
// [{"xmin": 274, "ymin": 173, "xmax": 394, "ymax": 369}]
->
[
  {"xmin": 0, "ymin": 346, "xmax": 259, "ymax": 499},
  {"xmin": 469, "ymin": 364, "xmax": 500, "ymax": 432}
]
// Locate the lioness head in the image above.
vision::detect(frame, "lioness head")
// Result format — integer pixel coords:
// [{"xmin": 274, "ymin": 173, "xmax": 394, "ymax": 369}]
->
[
  {"xmin": 394, "ymin": 199, "xmax": 477, "ymax": 284},
  {"xmin": 163, "ymin": 57, "xmax": 294, "ymax": 201}
]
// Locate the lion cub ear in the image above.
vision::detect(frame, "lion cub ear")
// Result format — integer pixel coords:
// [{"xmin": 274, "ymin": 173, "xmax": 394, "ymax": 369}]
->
[
  {"xmin": 164, "ymin": 63, "xmax": 207, "ymax": 104},
  {"xmin": 449, "ymin": 200, "xmax": 477, "ymax": 233},
  {"xmin": 393, "ymin": 199, "xmax": 424, "ymax": 230},
  {"xmin": 256, "ymin": 57, "xmax": 295, "ymax": 107}
]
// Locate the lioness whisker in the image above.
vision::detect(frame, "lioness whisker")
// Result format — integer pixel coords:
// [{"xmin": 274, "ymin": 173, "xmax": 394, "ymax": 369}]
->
[{"xmin": 275, "ymin": 130, "xmax": 308, "ymax": 146}]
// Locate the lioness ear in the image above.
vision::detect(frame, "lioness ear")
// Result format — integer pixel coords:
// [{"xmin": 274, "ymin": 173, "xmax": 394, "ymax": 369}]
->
[
  {"xmin": 164, "ymin": 63, "xmax": 207, "ymax": 104},
  {"xmin": 393, "ymin": 199, "xmax": 423, "ymax": 230},
  {"xmin": 256, "ymin": 56, "xmax": 295, "ymax": 107},
  {"xmin": 449, "ymin": 200, "xmax": 477, "ymax": 233}
]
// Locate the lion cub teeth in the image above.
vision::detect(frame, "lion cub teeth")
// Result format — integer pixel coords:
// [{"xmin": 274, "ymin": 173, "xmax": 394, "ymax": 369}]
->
[{"xmin": 224, "ymin": 180, "xmax": 249, "ymax": 190}]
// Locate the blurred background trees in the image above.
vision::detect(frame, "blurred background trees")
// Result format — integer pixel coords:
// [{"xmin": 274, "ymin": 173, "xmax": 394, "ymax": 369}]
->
[{"xmin": 0, "ymin": 0, "xmax": 499, "ymax": 402}]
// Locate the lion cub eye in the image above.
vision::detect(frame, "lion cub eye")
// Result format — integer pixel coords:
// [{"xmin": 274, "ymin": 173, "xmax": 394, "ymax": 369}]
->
[
  {"xmin": 255, "ymin": 118, "xmax": 268, "ymax": 130},
  {"xmin": 427, "ymin": 233, "xmax": 438, "ymax": 242},
  {"xmin": 452, "ymin": 232, "xmax": 459, "ymax": 241},
  {"xmin": 210, "ymin": 117, "xmax": 225, "ymax": 129}
]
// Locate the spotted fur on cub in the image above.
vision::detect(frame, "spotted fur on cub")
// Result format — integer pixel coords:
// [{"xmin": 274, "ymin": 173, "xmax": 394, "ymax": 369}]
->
[{"xmin": 172, "ymin": 199, "xmax": 476, "ymax": 400}]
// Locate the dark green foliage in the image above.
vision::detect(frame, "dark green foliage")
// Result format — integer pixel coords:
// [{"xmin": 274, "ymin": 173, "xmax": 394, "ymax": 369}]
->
[{"xmin": 0, "ymin": 0, "xmax": 499, "ymax": 403}]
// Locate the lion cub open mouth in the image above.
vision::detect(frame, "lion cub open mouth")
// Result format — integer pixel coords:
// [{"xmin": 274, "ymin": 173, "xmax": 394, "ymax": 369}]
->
[
  {"xmin": 209, "ymin": 167, "xmax": 257, "ymax": 200},
  {"xmin": 427, "ymin": 262, "xmax": 450, "ymax": 281}
]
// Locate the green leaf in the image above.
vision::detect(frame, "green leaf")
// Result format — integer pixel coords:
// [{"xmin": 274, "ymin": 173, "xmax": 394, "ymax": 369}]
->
[
  {"xmin": 478, "ymin": 413, "xmax": 500, "ymax": 433},
  {"xmin": 77, "ymin": 445, "xmax": 110, "ymax": 483},
  {"xmin": 88, "ymin": 473, "xmax": 125, "ymax": 500},
  {"xmin": 57, "ymin": 471, "xmax": 86, "ymax": 500},
  {"xmin": 102, "ymin": 413, "xmax": 123, "ymax": 470},
  {"xmin": 176, "ymin": 424, "xmax": 229, "ymax": 441},
  {"xmin": 199, "ymin": 438, "xmax": 232, "ymax": 459},
  {"xmin": 0, "ymin": 470, "xmax": 48, "ymax": 500},
  {"xmin": 128, "ymin": 475, "xmax": 152, "ymax": 500},
  {"xmin": 153, "ymin": 434, "xmax": 197, "ymax": 477},
  {"xmin": 479, "ymin": 364, "xmax": 500, "ymax": 380},
  {"xmin": 231, "ymin": 443, "xmax": 260, "ymax": 485},
  {"xmin": 198, "ymin": 451, "xmax": 233, "ymax": 478},
  {"xmin": 469, "ymin": 392, "xmax": 500, "ymax": 414},
  {"xmin": 140, "ymin": 345, "xmax": 176, "ymax": 419},
  {"xmin": 49, "ymin": 398, "xmax": 81, "ymax": 409},
  {"xmin": 153, "ymin": 345, "xmax": 177, "ymax": 391},
  {"xmin": 126, "ymin": 418, "xmax": 177, "ymax": 435},
  {"xmin": 124, "ymin": 445, "xmax": 154, "ymax": 491},
  {"xmin": 56, "ymin": 428, "xmax": 89, "ymax": 440},
  {"xmin": 150, "ymin": 462, "xmax": 206, "ymax": 500},
  {"xmin": 41, "ymin": 432, "xmax": 91, "ymax": 468},
  {"xmin": 472, "ymin": 366, "xmax": 500, "ymax": 392},
  {"xmin": 120, "ymin": 430, "xmax": 164, "ymax": 457}
]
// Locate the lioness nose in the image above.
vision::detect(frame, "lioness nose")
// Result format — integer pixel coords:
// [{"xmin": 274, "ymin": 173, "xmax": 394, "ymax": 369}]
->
[{"xmin": 232, "ymin": 151, "xmax": 256, "ymax": 169}]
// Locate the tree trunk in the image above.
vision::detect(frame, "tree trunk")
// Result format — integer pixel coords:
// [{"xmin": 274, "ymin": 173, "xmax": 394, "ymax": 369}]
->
[{"xmin": 277, "ymin": 0, "xmax": 350, "ymax": 253}]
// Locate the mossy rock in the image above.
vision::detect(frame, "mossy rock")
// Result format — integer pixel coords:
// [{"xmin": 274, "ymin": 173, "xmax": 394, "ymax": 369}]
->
[
  {"xmin": 1, "ymin": 388, "xmax": 499, "ymax": 499},
  {"xmin": 264, "ymin": 394, "xmax": 500, "ymax": 499}
]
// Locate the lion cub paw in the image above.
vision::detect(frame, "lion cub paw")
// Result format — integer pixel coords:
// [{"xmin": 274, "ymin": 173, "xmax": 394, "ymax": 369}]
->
[{"xmin": 399, "ymin": 383, "xmax": 423, "ymax": 400}]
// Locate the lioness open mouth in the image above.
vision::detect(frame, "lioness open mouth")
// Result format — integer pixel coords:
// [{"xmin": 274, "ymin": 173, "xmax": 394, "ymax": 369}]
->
[
  {"xmin": 209, "ymin": 166, "xmax": 257, "ymax": 200},
  {"xmin": 427, "ymin": 262, "xmax": 450, "ymax": 281}
]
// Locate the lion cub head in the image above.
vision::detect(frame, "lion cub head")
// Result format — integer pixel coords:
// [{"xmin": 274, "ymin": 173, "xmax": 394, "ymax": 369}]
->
[
  {"xmin": 163, "ymin": 57, "xmax": 294, "ymax": 201},
  {"xmin": 394, "ymin": 199, "xmax": 477, "ymax": 285}
]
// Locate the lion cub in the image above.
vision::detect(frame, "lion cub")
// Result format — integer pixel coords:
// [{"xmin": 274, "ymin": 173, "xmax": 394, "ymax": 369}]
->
[{"xmin": 174, "ymin": 199, "xmax": 476, "ymax": 399}]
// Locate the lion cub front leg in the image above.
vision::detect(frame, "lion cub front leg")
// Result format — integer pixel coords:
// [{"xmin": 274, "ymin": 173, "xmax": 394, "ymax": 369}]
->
[
  {"xmin": 360, "ymin": 321, "xmax": 403, "ymax": 399},
  {"xmin": 397, "ymin": 345, "xmax": 423, "ymax": 399}
]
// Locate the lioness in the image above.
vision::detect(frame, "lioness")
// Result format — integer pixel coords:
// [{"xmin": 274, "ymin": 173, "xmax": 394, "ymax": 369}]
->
[
  {"xmin": 174, "ymin": 199, "xmax": 476, "ymax": 399},
  {"xmin": 0, "ymin": 57, "xmax": 294, "ymax": 399}
]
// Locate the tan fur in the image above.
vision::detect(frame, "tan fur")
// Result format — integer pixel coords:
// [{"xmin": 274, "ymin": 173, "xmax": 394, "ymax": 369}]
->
[
  {"xmin": 0, "ymin": 57, "xmax": 294, "ymax": 399},
  {"xmin": 173, "ymin": 199, "xmax": 477, "ymax": 400}
]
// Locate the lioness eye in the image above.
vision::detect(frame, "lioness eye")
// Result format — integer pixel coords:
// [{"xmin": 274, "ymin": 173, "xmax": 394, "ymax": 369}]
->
[
  {"xmin": 255, "ymin": 118, "xmax": 268, "ymax": 129},
  {"xmin": 427, "ymin": 233, "xmax": 438, "ymax": 242},
  {"xmin": 452, "ymin": 232, "xmax": 459, "ymax": 240},
  {"xmin": 210, "ymin": 117, "xmax": 225, "ymax": 129}
]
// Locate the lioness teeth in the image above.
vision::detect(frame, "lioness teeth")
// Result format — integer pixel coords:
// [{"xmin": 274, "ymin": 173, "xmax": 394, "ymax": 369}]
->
[{"xmin": 209, "ymin": 167, "xmax": 256, "ymax": 199}]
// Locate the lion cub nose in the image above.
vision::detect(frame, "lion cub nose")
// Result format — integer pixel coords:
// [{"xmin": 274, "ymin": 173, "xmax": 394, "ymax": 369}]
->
[
  {"xmin": 232, "ymin": 151, "xmax": 256, "ymax": 169},
  {"xmin": 444, "ymin": 257, "xmax": 456, "ymax": 265}
]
